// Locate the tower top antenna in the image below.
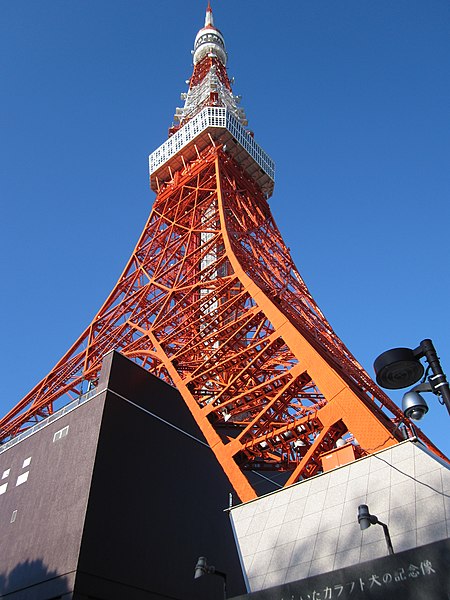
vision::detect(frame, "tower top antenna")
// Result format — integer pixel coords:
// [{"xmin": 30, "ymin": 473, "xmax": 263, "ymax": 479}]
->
[{"xmin": 193, "ymin": 2, "xmax": 227, "ymax": 65}]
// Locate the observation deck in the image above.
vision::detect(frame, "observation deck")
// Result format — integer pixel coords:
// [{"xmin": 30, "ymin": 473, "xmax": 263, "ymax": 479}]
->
[{"xmin": 149, "ymin": 106, "xmax": 275, "ymax": 197}]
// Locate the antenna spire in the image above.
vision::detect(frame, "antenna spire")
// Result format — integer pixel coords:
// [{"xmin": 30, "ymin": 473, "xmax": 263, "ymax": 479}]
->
[
  {"xmin": 205, "ymin": 1, "xmax": 214, "ymax": 28},
  {"xmin": 192, "ymin": 3, "xmax": 227, "ymax": 67}
]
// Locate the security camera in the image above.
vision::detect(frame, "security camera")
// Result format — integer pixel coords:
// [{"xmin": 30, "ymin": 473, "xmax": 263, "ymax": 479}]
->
[{"xmin": 402, "ymin": 390, "xmax": 429, "ymax": 421}]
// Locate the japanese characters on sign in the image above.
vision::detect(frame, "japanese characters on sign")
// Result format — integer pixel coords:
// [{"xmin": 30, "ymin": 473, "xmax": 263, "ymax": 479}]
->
[{"xmin": 279, "ymin": 560, "xmax": 436, "ymax": 600}]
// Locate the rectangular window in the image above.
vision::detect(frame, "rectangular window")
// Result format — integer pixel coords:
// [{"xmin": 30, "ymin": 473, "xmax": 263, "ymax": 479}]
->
[
  {"xmin": 16, "ymin": 471, "xmax": 29, "ymax": 486},
  {"xmin": 53, "ymin": 426, "xmax": 69, "ymax": 442},
  {"xmin": 0, "ymin": 482, "xmax": 8, "ymax": 495},
  {"xmin": 2, "ymin": 469, "xmax": 10, "ymax": 479},
  {"xmin": 22, "ymin": 457, "xmax": 31, "ymax": 468},
  {"xmin": 10, "ymin": 510, "xmax": 17, "ymax": 523}
]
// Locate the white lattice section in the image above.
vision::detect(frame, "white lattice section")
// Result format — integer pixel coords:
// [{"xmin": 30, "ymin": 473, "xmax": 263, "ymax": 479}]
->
[
  {"xmin": 175, "ymin": 68, "xmax": 247, "ymax": 127},
  {"xmin": 225, "ymin": 112, "xmax": 274, "ymax": 180},
  {"xmin": 149, "ymin": 107, "xmax": 275, "ymax": 186}
]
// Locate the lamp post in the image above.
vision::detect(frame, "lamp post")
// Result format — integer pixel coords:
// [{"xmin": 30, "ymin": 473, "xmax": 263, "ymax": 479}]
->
[
  {"xmin": 194, "ymin": 556, "xmax": 227, "ymax": 599},
  {"xmin": 374, "ymin": 338, "xmax": 450, "ymax": 420},
  {"xmin": 358, "ymin": 504, "xmax": 395, "ymax": 555}
]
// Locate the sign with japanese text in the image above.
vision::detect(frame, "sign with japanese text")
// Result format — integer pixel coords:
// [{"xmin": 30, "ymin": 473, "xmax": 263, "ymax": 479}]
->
[{"xmin": 231, "ymin": 538, "xmax": 450, "ymax": 600}]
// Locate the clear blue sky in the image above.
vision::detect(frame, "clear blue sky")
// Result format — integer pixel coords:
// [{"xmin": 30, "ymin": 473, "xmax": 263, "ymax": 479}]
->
[{"xmin": 1, "ymin": 1, "xmax": 449, "ymax": 456}]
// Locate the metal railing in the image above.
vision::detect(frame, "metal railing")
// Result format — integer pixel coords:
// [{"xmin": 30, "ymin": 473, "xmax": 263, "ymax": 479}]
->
[
  {"xmin": 0, "ymin": 387, "xmax": 101, "ymax": 455},
  {"xmin": 149, "ymin": 106, "xmax": 275, "ymax": 183}
]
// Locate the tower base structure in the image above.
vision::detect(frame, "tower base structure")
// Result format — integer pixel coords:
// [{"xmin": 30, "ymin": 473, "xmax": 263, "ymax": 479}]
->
[
  {"xmin": 229, "ymin": 439, "xmax": 450, "ymax": 595},
  {"xmin": 0, "ymin": 351, "xmax": 246, "ymax": 599}
]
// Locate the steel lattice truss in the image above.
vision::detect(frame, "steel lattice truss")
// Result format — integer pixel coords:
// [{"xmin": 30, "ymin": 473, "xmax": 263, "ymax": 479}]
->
[
  {"xmin": 1, "ymin": 4, "xmax": 446, "ymax": 501},
  {"xmin": 0, "ymin": 145, "xmax": 444, "ymax": 501}
]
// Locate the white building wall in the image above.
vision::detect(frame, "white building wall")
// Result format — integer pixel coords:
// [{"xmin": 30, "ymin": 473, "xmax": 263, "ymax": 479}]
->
[{"xmin": 229, "ymin": 440, "xmax": 450, "ymax": 592}]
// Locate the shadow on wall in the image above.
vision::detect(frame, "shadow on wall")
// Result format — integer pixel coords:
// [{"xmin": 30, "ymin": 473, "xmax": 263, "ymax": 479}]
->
[{"xmin": 0, "ymin": 559, "xmax": 69, "ymax": 598}]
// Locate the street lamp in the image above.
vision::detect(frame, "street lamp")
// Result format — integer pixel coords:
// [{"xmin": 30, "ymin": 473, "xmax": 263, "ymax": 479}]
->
[
  {"xmin": 357, "ymin": 504, "xmax": 395, "ymax": 555},
  {"xmin": 374, "ymin": 338, "xmax": 450, "ymax": 420},
  {"xmin": 194, "ymin": 556, "xmax": 227, "ymax": 599}
]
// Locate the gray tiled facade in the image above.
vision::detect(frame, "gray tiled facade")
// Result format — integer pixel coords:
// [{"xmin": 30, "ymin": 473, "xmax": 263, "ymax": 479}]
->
[{"xmin": 230, "ymin": 440, "xmax": 450, "ymax": 592}]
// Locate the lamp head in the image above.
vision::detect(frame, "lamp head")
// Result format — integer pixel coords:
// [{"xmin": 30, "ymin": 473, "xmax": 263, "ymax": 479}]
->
[
  {"xmin": 374, "ymin": 347, "xmax": 424, "ymax": 390},
  {"xmin": 358, "ymin": 504, "xmax": 373, "ymax": 530},
  {"xmin": 194, "ymin": 556, "xmax": 208, "ymax": 579},
  {"xmin": 402, "ymin": 390, "xmax": 429, "ymax": 421}
]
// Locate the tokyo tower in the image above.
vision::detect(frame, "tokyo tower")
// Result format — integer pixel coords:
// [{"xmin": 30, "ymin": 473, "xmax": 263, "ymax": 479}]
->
[{"xmin": 0, "ymin": 3, "xmax": 444, "ymax": 502}]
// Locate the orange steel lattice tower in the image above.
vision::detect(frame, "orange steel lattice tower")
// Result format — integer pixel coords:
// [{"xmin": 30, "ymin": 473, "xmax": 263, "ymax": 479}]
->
[{"xmin": 0, "ymin": 5, "xmax": 445, "ymax": 501}]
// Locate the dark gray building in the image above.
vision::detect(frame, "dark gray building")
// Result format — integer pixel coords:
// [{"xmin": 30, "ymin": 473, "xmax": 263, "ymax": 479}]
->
[{"xmin": 0, "ymin": 351, "xmax": 246, "ymax": 599}]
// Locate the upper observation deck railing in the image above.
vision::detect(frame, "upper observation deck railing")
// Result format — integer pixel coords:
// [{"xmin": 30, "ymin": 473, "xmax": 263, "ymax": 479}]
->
[{"xmin": 149, "ymin": 107, "xmax": 275, "ymax": 197}]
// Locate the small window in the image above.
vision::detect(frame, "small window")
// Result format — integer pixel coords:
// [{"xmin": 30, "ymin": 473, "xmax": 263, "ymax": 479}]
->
[
  {"xmin": 2, "ymin": 468, "xmax": 10, "ymax": 479},
  {"xmin": 10, "ymin": 510, "xmax": 17, "ymax": 523},
  {"xmin": 0, "ymin": 482, "xmax": 8, "ymax": 495},
  {"xmin": 53, "ymin": 426, "xmax": 69, "ymax": 442},
  {"xmin": 16, "ymin": 471, "xmax": 29, "ymax": 486},
  {"xmin": 22, "ymin": 457, "xmax": 31, "ymax": 468}
]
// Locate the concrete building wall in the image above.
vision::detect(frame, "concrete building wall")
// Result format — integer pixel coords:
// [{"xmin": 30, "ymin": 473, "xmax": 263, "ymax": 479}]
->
[
  {"xmin": 0, "ymin": 389, "xmax": 105, "ymax": 599},
  {"xmin": 0, "ymin": 351, "xmax": 246, "ymax": 599},
  {"xmin": 230, "ymin": 440, "xmax": 450, "ymax": 592},
  {"xmin": 75, "ymin": 351, "xmax": 246, "ymax": 600}
]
